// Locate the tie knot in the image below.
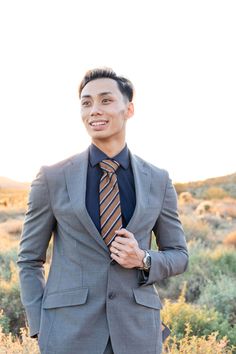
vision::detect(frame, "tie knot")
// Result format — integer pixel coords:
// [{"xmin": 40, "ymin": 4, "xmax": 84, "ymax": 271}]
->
[{"xmin": 99, "ymin": 159, "xmax": 120, "ymax": 174}]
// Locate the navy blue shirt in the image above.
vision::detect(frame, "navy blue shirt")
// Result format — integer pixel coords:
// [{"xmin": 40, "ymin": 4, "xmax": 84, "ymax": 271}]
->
[{"xmin": 86, "ymin": 144, "xmax": 136, "ymax": 232}]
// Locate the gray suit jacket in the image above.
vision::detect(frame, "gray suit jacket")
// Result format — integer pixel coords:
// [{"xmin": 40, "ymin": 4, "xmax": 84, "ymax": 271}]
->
[{"xmin": 17, "ymin": 149, "xmax": 188, "ymax": 354}]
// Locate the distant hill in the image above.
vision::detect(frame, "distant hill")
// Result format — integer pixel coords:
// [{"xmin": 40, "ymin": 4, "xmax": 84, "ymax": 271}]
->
[
  {"xmin": 0, "ymin": 176, "xmax": 30, "ymax": 190},
  {"xmin": 174, "ymin": 172, "xmax": 236, "ymax": 199}
]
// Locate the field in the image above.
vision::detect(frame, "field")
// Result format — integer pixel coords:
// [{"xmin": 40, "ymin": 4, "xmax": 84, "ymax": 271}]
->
[{"xmin": 0, "ymin": 174, "xmax": 236, "ymax": 353}]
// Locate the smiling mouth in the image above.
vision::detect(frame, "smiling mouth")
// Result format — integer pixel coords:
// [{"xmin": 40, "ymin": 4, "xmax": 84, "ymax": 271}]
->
[{"xmin": 89, "ymin": 120, "xmax": 108, "ymax": 127}]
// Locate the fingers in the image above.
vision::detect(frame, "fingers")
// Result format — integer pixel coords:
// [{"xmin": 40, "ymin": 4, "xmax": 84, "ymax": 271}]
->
[
  {"xmin": 115, "ymin": 228, "xmax": 134, "ymax": 240},
  {"xmin": 110, "ymin": 252, "xmax": 121, "ymax": 262},
  {"xmin": 116, "ymin": 228, "xmax": 134, "ymax": 238},
  {"xmin": 109, "ymin": 229, "xmax": 137, "ymax": 264},
  {"xmin": 110, "ymin": 242, "xmax": 127, "ymax": 253}
]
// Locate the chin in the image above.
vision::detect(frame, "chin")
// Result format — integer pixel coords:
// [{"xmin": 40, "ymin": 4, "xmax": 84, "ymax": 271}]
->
[
  {"xmin": 89, "ymin": 127, "xmax": 110, "ymax": 136},
  {"xmin": 88, "ymin": 131, "xmax": 109, "ymax": 140}
]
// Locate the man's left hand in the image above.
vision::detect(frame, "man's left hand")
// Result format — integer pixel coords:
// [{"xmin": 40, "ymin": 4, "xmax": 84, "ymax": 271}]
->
[{"xmin": 109, "ymin": 228, "xmax": 145, "ymax": 269}]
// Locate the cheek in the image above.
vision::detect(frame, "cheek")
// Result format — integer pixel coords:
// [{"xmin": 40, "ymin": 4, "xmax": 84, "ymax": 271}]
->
[{"xmin": 81, "ymin": 111, "xmax": 88, "ymax": 123}]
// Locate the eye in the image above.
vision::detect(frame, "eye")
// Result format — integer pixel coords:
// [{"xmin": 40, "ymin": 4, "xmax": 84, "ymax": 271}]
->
[
  {"xmin": 81, "ymin": 100, "xmax": 91, "ymax": 107},
  {"xmin": 102, "ymin": 98, "xmax": 112, "ymax": 104}
]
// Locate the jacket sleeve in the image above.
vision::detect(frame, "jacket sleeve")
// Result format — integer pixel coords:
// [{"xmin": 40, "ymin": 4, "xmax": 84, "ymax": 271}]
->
[
  {"xmin": 139, "ymin": 175, "xmax": 188, "ymax": 286},
  {"xmin": 17, "ymin": 167, "xmax": 56, "ymax": 337}
]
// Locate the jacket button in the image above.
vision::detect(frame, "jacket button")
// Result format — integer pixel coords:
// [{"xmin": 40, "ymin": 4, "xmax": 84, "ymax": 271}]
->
[{"xmin": 108, "ymin": 291, "xmax": 116, "ymax": 299}]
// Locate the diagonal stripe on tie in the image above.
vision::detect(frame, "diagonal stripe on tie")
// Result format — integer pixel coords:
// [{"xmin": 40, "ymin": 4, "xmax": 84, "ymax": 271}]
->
[
  {"xmin": 105, "ymin": 226, "xmax": 122, "ymax": 246},
  {"xmin": 100, "ymin": 185, "xmax": 118, "ymax": 212},
  {"xmin": 99, "ymin": 159, "xmax": 122, "ymax": 248},
  {"xmin": 99, "ymin": 172, "xmax": 115, "ymax": 193},
  {"xmin": 99, "ymin": 179, "xmax": 117, "ymax": 205},
  {"xmin": 102, "ymin": 212, "xmax": 122, "ymax": 240},
  {"xmin": 101, "ymin": 201, "xmax": 121, "ymax": 230},
  {"xmin": 100, "ymin": 192, "xmax": 119, "ymax": 218}
]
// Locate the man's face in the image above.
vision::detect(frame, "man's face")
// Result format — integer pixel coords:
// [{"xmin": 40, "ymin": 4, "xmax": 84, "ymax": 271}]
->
[{"xmin": 80, "ymin": 78, "xmax": 133, "ymax": 143}]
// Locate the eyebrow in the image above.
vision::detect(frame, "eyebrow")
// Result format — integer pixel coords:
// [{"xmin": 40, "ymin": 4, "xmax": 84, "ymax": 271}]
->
[{"xmin": 81, "ymin": 91, "xmax": 113, "ymax": 99}]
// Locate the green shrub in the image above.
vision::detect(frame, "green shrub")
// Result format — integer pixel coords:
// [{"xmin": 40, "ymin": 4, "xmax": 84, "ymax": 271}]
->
[
  {"xmin": 210, "ymin": 247, "xmax": 236, "ymax": 277},
  {"xmin": 157, "ymin": 241, "xmax": 236, "ymax": 303},
  {"xmin": 162, "ymin": 285, "xmax": 236, "ymax": 346},
  {"xmin": 157, "ymin": 241, "xmax": 213, "ymax": 302},
  {"xmin": 0, "ymin": 249, "xmax": 18, "ymax": 281},
  {"xmin": 198, "ymin": 275, "xmax": 236, "ymax": 325},
  {"xmin": 0, "ymin": 262, "xmax": 26, "ymax": 335},
  {"xmin": 0, "ymin": 310, "xmax": 10, "ymax": 333}
]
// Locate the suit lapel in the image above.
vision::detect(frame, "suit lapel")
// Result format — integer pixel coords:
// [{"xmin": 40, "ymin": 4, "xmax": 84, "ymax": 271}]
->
[
  {"xmin": 127, "ymin": 154, "xmax": 151, "ymax": 233},
  {"xmin": 64, "ymin": 149, "xmax": 109, "ymax": 253},
  {"xmin": 64, "ymin": 149, "xmax": 151, "ymax": 249}
]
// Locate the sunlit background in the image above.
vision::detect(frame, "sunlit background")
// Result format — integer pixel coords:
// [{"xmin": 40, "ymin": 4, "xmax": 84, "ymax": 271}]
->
[{"xmin": 0, "ymin": 0, "xmax": 235, "ymax": 183}]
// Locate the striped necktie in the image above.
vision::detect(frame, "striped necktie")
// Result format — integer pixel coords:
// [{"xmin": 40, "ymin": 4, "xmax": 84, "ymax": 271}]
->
[{"xmin": 99, "ymin": 159, "xmax": 122, "ymax": 247}]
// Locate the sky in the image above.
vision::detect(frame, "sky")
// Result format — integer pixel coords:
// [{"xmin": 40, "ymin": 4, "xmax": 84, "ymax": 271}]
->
[{"xmin": 0, "ymin": 0, "xmax": 235, "ymax": 183}]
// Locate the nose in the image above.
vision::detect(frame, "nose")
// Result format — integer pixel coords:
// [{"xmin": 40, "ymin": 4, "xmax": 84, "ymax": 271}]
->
[{"xmin": 90, "ymin": 103, "xmax": 102, "ymax": 116}]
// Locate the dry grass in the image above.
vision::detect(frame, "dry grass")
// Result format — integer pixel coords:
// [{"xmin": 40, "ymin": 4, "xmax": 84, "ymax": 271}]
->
[
  {"xmin": 217, "ymin": 199, "xmax": 236, "ymax": 219},
  {"xmin": 0, "ymin": 220, "xmax": 23, "ymax": 252},
  {"xmin": 178, "ymin": 192, "xmax": 195, "ymax": 204},
  {"xmin": 0, "ymin": 191, "xmax": 25, "ymax": 252},
  {"xmin": 174, "ymin": 172, "xmax": 236, "ymax": 199},
  {"xmin": 203, "ymin": 186, "xmax": 228, "ymax": 199},
  {"xmin": 179, "ymin": 197, "xmax": 236, "ymax": 221},
  {"xmin": 0, "ymin": 325, "xmax": 233, "ymax": 354},
  {"xmin": 0, "ymin": 321, "xmax": 233, "ymax": 353},
  {"xmin": 180, "ymin": 214, "xmax": 212, "ymax": 242},
  {"xmin": 0, "ymin": 219, "xmax": 23, "ymax": 237},
  {"xmin": 164, "ymin": 323, "xmax": 234, "ymax": 353},
  {"xmin": 0, "ymin": 327, "xmax": 39, "ymax": 354},
  {"xmin": 223, "ymin": 230, "xmax": 236, "ymax": 247},
  {"xmin": 0, "ymin": 189, "xmax": 28, "ymax": 210},
  {"xmin": 0, "ymin": 210, "xmax": 25, "ymax": 224},
  {"xmin": 0, "ymin": 231, "xmax": 19, "ymax": 252},
  {"xmin": 0, "ymin": 183, "xmax": 235, "ymax": 353}
]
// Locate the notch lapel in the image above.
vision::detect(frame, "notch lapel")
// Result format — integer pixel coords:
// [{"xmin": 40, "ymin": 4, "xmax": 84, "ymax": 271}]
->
[
  {"xmin": 64, "ymin": 149, "xmax": 109, "ymax": 253},
  {"xmin": 126, "ymin": 154, "xmax": 151, "ymax": 233}
]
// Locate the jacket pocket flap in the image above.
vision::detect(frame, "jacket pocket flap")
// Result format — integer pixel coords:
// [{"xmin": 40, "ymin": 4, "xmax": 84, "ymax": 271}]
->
[
  {"xmin": 43, "ymin": 288, "xmax": 88, "ymax": 309},
  {"xmin": 133, "ymin": 287, "xmax": 163, "ymax": 310}
]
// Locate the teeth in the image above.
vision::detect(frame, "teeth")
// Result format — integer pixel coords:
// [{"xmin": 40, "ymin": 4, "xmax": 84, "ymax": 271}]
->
[{"xmin": 91, "ymin": 121, "xmax": 107, "ymax": 126}]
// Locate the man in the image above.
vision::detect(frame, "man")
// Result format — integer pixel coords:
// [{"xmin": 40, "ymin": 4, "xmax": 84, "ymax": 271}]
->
[{"xmin": 17, "ymin": 68, "xmax": 188, "ymax": 354}]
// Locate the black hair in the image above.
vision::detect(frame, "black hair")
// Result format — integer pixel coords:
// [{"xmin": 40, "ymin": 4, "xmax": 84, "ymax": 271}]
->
[{"xmin": 78, "ymin": 67, "xmax": 134, "ymax": 102}]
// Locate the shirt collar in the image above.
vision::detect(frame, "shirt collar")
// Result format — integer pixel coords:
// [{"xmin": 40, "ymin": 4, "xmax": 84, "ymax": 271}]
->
[{"xmin": 89, "ymin": 144, "xmax": 130, "ymax": 170}]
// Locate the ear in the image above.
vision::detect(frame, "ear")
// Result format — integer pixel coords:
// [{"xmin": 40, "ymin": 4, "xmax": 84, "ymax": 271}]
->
[{"xmin": 125, "ymin": 102, "xmax": 134, "ymax": 120}]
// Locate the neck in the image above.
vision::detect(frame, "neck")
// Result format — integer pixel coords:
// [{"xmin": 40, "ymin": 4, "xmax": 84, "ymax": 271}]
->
[{"xmin": 91, "ymin": 139, "xmax": 126, "ymax": 158}]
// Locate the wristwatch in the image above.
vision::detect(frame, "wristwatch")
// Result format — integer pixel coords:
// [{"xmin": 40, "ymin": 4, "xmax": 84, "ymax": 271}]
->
[{"xmin": 138, "ymin": 250, "xmax": 151, "ymax": 271}]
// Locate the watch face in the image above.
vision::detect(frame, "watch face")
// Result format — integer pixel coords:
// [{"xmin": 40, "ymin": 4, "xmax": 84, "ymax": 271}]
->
[{"xmin": 144, "ymin": 254, "xmax": 151, "ymax": 268}]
